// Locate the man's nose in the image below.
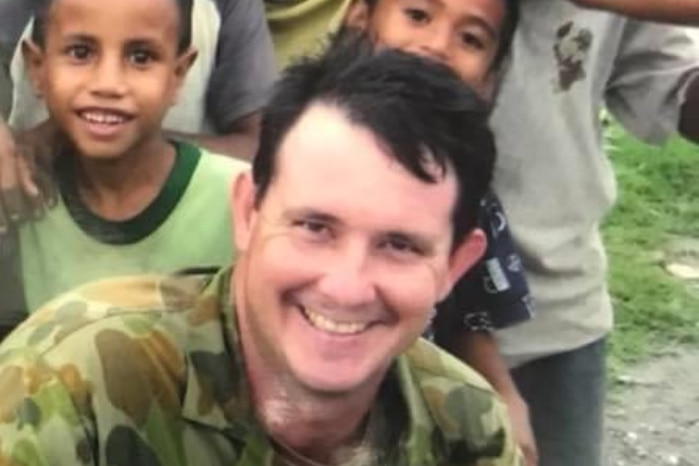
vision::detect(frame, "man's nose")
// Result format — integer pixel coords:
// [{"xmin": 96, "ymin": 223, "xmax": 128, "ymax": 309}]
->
[{"xmin": 315, "ymin": 243, "xmax": 378, "ymax": 309}]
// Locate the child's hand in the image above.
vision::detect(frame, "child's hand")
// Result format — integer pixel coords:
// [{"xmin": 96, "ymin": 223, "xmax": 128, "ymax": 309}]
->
[
  {"xmin": 0, "ymin": 118, "xmax": 58, "ymax": 232},
  {"xmin": 503, "ymin": 392, "xmax": 538, "ymax": 466}
]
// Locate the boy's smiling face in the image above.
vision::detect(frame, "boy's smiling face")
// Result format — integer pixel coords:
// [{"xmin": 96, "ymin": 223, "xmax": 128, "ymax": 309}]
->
[
  {"xmin": 346, "ymin": 0, "xmax": 505, "ymax": 97},
  {"xmin": 24, "ymin": 0, "xmax": 194, "ymax": 160}
]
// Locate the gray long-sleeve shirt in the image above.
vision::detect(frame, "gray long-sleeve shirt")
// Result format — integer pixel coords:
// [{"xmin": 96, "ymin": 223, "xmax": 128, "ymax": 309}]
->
[{"xmin": 491, "ymin": 1, "xmax": 699, "ymax": 366}]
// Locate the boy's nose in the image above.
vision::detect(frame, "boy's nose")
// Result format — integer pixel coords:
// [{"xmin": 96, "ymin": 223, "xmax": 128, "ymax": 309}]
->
[
  {"xmin": 417, "ymin": 28, "xmax": 451, "ymax": 64},
  {"xmin": 89, "ymin": 56, "xmax": 128, "ymax": 98}
]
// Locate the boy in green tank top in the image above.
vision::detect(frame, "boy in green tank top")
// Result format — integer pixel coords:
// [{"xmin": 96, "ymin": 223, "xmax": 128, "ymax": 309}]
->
[{"xmin": 4, "ymin": 0, "xmax": 246, "ymax": 320}]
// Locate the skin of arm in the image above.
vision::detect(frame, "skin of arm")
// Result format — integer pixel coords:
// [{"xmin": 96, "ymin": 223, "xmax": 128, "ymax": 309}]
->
[
  {"xmin": 571, "ymin": 0, "xmax": 699, "ymax": 25},
  {"xmin": 167, "ymin": 111, "xmax": 262, "ymax": 161},
  {"xmin": 0, "ymin": 116, "xmax": 59, "ymax": 228},
  {"xmin": 449, "ymin": 331, "xmax": 538, "ymax": 466},
  {"xmin": 679, "ymin": 75, "xmax": 699, "ymax": 144}
]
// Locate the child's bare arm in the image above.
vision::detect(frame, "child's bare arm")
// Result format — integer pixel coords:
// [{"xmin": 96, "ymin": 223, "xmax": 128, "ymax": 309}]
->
[
  {"xmin": 679, "ymin": 75, "xmax": 699, "ymax": 144},
  {"xmin": 571, "ymin": 0, "xmax": 699, "ymax": 25},
  {"xmin": 173, "ymin": 0, "xmax": 275, "ymax": 161},
  {"xmin": 167, "ymin": 112, "xmax": 261, "ymax": 161},
  {"xmin": 0, "ymin": 117, "xmax": 56, "ymax": 230}
]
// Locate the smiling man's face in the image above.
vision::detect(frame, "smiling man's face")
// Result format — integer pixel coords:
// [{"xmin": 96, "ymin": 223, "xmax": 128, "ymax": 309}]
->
[{"xmin": 232, "ymin": 103, "xmax": 479, "ymax": 395}]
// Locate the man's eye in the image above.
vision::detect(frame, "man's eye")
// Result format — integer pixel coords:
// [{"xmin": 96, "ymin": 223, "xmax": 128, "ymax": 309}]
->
[
  {"xmin": 404, "ymin": 7, "xmax": 430, "ymax": 23},
  {"xmin": 129, "ymin": 50, "xmax": 155, "ymax": 66},
  {"xmin": 460, "ymin": 32, "xmax": 486, "ymax": 50},
  {"xmin": 66, "ymin": 44, "xmax": 91, "ymax": 60},
  {"xmin": 293, "ymin": 220, "xmax": 331, "ymax": 238},
  {"xmin": 383, "ymin": 237, "xmax": 421, "ymax": 256}
]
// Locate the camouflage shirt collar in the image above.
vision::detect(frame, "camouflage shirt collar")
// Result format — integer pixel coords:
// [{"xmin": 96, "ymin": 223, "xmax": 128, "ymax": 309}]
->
[
  {"xmin": 180, "ymin": 267, "xmax": 258, "ymax": 440},
  {"xmin": 179, "ymin": 267, "xmax": 435, "ymax": 464}
]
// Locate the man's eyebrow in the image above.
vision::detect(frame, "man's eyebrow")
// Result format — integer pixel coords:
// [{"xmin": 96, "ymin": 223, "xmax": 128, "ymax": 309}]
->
[
  {"xmin": 282, "ymin": 208, "xmax": 340, "ymax": 224},
  {"xmin": 385, "ymin": 230, "xmax": 437, "ymax": 252}
]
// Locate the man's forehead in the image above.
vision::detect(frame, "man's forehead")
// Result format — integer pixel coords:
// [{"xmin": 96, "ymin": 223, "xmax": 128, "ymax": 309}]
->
[
  {"xmin": 269, "ymin": 102, "xmax": 458, "ymax": 227},
  {"xmin": 276, "ymin": 103, "xmax": 448, "ymax": 181}
]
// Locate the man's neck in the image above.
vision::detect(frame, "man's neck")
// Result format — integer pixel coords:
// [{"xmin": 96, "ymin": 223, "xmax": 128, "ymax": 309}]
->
[
  {"xmin": 253, "ymin": 371, "xmax": 378, "ymax": 464},
  {"xmin": 234, "ymin": 272, "xmax": 383, "ymax": 464},
  {"xmin": 72, "ymin": 136, "xmax": 176, "ymax": 221}
]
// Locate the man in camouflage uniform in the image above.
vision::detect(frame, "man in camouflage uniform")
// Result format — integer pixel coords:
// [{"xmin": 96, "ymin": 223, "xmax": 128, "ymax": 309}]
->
[{"xmin": 0, "ymin": 38, "xmax": 521, "ymax": 466}]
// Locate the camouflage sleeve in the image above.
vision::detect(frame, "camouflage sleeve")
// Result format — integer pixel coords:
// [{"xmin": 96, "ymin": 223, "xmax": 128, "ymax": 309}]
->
[
  {"xmin": 471, "ymin": 395, "xmax": 524, "ymax": 466},
  {"xmin": 0, "ymin": 349, "xmax": 95, "ymax": 465},
  {"xmin": 405, "ymin": 340, "xmax": 523, "ymax": 465},
  {"xmin": 0, "ymin": 275, "xmax": 199, "ymax": 466}
]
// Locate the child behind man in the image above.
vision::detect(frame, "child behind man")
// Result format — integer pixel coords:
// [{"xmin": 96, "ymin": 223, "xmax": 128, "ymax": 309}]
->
[
  {"xmin": 7, "ymin": 0, "xmax": 246, "ymax": 313},
  {"xmin": 316, "ymin": 1, "xmax": 536, "ymax": 463}
]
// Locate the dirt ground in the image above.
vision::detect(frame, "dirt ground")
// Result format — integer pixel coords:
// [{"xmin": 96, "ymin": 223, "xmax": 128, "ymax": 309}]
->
[{"xmin": 605, "ymin": 349, "xmax": 699, "ymax": 466}]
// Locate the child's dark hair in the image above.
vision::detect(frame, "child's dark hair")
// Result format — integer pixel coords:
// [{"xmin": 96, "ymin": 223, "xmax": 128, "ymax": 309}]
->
[
  {"xmin": 364, "ymin": 0, "xmax": 518, "ymax": 72},
  {"xmin": 29, "ymin": 0, "xmax": 194, "ymax": 53},
  {"xmin": 253, "ymin": 33, "xmax": 496, "ymax": 245}
]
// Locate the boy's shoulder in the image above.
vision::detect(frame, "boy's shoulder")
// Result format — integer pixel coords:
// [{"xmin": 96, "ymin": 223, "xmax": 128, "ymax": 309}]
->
[
  {"xmin": 171, "ymin": 141, "xmax": 248, "ymax": 193},
  {"xmin": 197, "ymin": 145, "xmax": 250, "ymax": 176}
]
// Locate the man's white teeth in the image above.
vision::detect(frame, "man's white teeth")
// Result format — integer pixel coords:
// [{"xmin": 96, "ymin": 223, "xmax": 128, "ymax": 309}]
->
[
  {"xmin": 81, "ymin": 111, "xmax": 127, "ymax": 125},
  {"xmin": 303, "ymin": 308, "xmax": 368, "ymax": 335}
]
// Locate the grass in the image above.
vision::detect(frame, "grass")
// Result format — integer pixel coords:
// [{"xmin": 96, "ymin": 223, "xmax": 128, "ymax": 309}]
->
[{"xmin": 603, "ymin": 123, "xmax": 699, "ymax": 373}]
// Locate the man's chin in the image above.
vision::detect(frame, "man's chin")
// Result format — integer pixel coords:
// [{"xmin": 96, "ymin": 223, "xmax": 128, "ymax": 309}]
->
[{"xmin": 290, "ymin": 359, "xmax": 388, "ymax": 397}]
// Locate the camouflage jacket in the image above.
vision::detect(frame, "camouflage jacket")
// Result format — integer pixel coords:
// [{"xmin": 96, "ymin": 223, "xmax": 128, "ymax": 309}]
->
[{"xmin": 0, "ymin": 268, "xmax": 521, "ymax": 466}]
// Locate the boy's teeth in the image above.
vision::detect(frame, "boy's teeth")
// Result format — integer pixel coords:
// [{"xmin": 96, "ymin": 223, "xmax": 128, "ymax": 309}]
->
[
  {"xmin": 82, "ymin": 111, "xmax": 127, "ymax": 125},
  {"xmin": 303, "ymin": 307, "xmax": 368, "ymax": 335}
]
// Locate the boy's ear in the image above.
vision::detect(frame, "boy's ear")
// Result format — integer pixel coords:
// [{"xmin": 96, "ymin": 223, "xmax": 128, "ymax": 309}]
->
[
  {"xmin": 170, "ymin": 47, "xmax": 198, "ymax": 105},
  {"xmin": 21, "ymin": 40, "xmax": 46, "ymax": 99},
  {"xmin": 344, "ymin": 0, "xmax": 371, "ymax": 30},
  {"xmin": 438, "ymin": 228, "xmax": 487, "ymax": 302},
  {"xmin": 231, "ymin": 170, "xmax": 257, "ymax": 253}
]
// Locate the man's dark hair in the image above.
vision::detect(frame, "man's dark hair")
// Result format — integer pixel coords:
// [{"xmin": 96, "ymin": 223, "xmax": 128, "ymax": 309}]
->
[
  {"xmin": 252, "ymin": 34, "xmax": 496, "ymax": 245},
  {"xmin": 362, "ymin": 0, "xmax": 518, "ymax": 72},
  {"xmin": 29, "ymin": 0, "xmax": 193, "ymax": 53}
]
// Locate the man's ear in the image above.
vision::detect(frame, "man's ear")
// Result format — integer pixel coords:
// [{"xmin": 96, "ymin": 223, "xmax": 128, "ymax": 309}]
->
[
  {"xmin": 231, "ymin": 170, "xmax": 257, "ymax": 253},
  {"xmin": 170, "ymin": 47, "xmax": 198, "ymax": 105},
  {"xmin": 344, "ymin": 0, "xmax": 371, "ymax": 30},
  {"xmin": 21, "ymin": 40, "xmax": 46, "ymax": 99},
  {"xmin": 438, "ymin": 228, "xmax": 487, "ymax": 302}
]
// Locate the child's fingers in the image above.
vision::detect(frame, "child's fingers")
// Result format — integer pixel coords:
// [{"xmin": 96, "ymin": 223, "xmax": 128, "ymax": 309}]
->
[
  {"xmin": 0, "ymin": 144, "xmax": 27, "ymax": 225},
  {"xmin": 18, "ymin": 155, "xmax": 41, "ymax": 200},
  {"xmin": 0, "ymin": 186, "xmax": 27, "ymax": 224}
]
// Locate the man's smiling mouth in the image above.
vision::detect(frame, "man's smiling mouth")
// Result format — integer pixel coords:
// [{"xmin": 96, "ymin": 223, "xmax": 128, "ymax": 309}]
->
[{"xmin": 300, "ymin": 306, "xmax": 371, "ymax": 335}]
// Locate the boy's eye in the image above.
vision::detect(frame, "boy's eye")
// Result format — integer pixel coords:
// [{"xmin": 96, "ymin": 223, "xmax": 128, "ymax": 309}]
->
[
  {"xmin": 460, "ymin": 31, "xmax": 486, "ymax": 50},
  {"xmin": 404, "ymin": 7, "xmax": 430, "ymax": 24},
  {"xmin": 128, "ymin": 49, "xmax": 155, "ymax": 66},
  {"xmin": 66, "ymin": 44, "xmax": 92, "ymax": 61}
]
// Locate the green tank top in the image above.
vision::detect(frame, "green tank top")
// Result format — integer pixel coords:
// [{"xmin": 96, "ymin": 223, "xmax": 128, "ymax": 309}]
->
[{"xmin": 20, "ymin": 142, "xmax": 246, "ymax": 311}]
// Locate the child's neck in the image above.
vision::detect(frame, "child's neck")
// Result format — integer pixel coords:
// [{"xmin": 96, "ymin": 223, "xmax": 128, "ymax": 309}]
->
[{"xmin": 73, "ymin": 137, "xmax": 176, "ymax": 222}]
